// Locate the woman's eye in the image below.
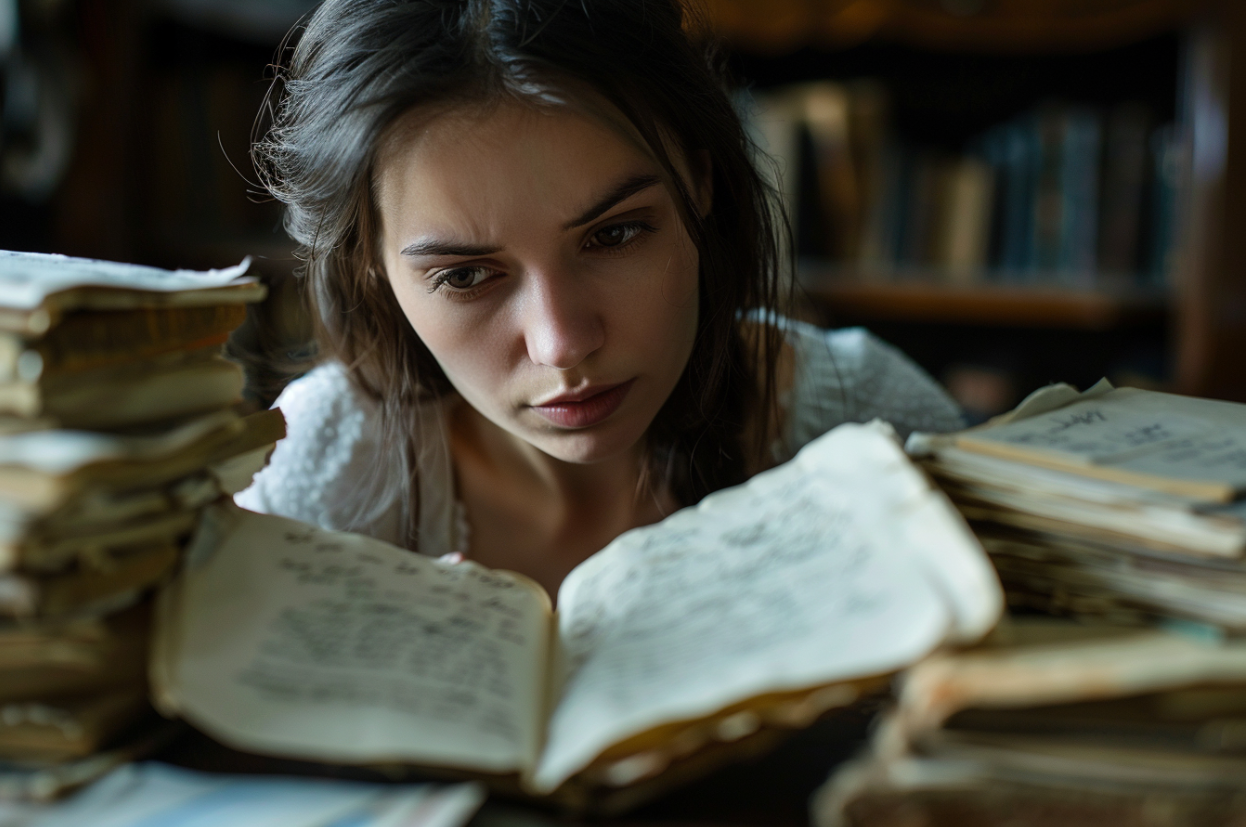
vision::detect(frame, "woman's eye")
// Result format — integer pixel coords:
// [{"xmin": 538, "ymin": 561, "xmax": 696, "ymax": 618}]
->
[
  {"xmin": 431, "ymin": 266, "xmax": 492, "ymax": 293},
  {"xmin": 587, "ymin": 221, "xmax": 653, "ymax": 250}
]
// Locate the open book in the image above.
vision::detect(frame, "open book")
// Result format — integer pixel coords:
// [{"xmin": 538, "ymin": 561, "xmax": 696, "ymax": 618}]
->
[{"xmin": 152, "ymin": 422, "xmax": 1001, "ymax": 809}]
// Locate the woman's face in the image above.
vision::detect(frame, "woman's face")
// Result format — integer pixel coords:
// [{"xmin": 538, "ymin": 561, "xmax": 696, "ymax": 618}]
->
[{"xmin": 375, "ymin": 101, "xmax": 703, "ymax": 465}]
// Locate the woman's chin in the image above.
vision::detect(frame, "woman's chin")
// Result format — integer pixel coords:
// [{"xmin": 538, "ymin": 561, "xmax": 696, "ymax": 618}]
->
[{"xmin": 527, "ymin": 421, "xmax": 646, "ymax": 465}]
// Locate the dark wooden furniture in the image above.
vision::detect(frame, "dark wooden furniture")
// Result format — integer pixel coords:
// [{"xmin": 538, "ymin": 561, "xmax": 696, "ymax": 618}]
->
[{"xmin": 706, "ymin": 0, "xmax": 1246, "ymax": 403}]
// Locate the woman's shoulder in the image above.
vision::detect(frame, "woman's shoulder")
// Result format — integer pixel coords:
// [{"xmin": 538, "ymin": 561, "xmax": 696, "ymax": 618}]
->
[
  {"xmin": 251, "ymin": 361, "xmax": 375, "ymax": 469},
  {"xmin": 234, "ymin": 362, "xmax": 410, "ymax": 542},
  {"xmin": 772, "ymin": 318, "xmax": 964, "ymax": 461}
]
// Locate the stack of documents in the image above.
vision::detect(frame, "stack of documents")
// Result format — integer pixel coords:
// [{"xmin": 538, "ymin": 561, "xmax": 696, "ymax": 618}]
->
[
  {"xmin": 0, "ymin": 251, "xmax": 281, "ymax": 799},
  {"xmin": 815, "ymin": 382, "xmax": 1246, "ymax": 825},
  {"xmin": 814, "ymin": 618, "xmax": 1246, "ymax": 827},
  {"xmin": 907, "ymin": 381, "xmax": 1246, "ymax": 632}
]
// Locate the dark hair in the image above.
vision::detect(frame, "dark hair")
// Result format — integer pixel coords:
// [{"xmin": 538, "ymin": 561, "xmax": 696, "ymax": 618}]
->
[{"xmin": 254, "ymin": 0, "xmax": 790, "ymax": 548}]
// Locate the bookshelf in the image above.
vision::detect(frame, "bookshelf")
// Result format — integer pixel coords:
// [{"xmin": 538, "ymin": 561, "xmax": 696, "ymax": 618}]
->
[
  {"xmin": 704, "ymin": 0, "xmax": 1202, "ymax": 54},
  {"xmin": 800, "ymin": 271, "xmax": 1168, "ymax": 331},
  {"xmin": 709, "ymin": 0, "xmax": 1246, "ymax": 408},
  {"xmin": 43, "ymin": 0, "xmax": 300, "ymax": 274},
  {"xmin": 23, "ymin": 0, "xmax": 310, "ymax": 406}
]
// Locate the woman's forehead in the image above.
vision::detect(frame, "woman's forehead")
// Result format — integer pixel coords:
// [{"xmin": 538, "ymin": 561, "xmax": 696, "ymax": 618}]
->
[{"xmin": 373, "ymin": 101, "xmax": 670, "ymax": 243}]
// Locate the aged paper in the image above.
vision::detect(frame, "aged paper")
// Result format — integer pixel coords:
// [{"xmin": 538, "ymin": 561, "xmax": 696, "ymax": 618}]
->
[
  {"xmin": 955, "ymin": 388, "xmax": 1246, "ymax": 500},
  {"xmin": 530, "ymin": 422, "xmax": 1000, "ymax": 791},
  {"xmin": 0, "ymin": 251, "xmax": 254, "ymax": 309},
  {"xmin": 155, "ymin": 504, "xmax": 551, "ymax": 774}
]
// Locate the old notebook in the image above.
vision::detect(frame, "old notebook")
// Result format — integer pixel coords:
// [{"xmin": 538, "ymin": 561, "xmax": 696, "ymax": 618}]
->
[
  {"xmin": 0, "ymin": 407, "xmax": 286, "ymax": 520},
  {"xmin": 0, "ymin": 304, "xmax": 249, "ymax": 383},
  {"xmin": 814, "ymin": 618, "xmax": 1246, "ymax": 827},
  {"xmin": 0, "ymin": 251, "xmax": 262, "ymax": 335},
  {"xmin": 0, "ymin": 350, "xmax": 246, "ymax": 430},
  {"xmin": 910, "ymin": 382, "xmax": 1246, "ymax": 631},
  {"xmin": 941, "ymin": 382, "xmax": 1246, "ymax": 502},
  {"xmin": 0, "ymin": 600, "xmax": 150, "ymax": 704},
  {"xmin": 153, "ymin": 421, "xmax": 1002, "ymax": 808}
]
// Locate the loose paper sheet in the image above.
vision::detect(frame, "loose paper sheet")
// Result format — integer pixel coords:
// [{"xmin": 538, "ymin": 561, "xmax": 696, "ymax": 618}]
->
[
  {"xmin": 531, "ymin": 422, "xmax": 1001, "ymax": 791},
  {"xmin": 4, "ymin": 762, "xmax": 485, "ymax": 827},
  {"xmin": 157, "ymin": 505, "xmax": 551, "ymax": 774},
  {"xmin": 0, "ymin": 251, "xmax": 255, "ymax": 310}
]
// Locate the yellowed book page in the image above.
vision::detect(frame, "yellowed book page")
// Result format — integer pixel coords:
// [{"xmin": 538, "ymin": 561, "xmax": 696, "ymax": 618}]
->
[
  {"xmin": 155, "ymin": 503, "xmax": 551, "ymax": 775},
  {"xmin": 530, "ymin": 422, "xmax": 1001, "ymax": 792},
  {"xmin": 954, "ymin": 388, "xmax": 1246, "ymax": 501}
]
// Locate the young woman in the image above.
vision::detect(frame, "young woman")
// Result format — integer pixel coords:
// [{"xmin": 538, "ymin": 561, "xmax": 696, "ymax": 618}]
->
[{"xmin": 236, "ymin": 0, "xmax": 963, "ymax": 594}]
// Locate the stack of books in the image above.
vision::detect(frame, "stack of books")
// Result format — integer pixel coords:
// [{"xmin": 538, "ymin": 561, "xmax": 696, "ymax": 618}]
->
[
  {"xmin": 908, "ymin": 381, "xmax": 1246, "ymax": 634},
  {"xmin": 815, "ymin": 618, "xmax": 1246, "ymax": 827},
  {"xmin": 814, "ymin": 382, "xmax": 1246, "ymax": 825},
  {"xmin": 0, "ymin": 250, "xmax": 283, "ymax": 799}
]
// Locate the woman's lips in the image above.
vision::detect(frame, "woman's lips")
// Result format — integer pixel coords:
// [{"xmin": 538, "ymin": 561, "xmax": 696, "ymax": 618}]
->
[{"xmin": 530, "ymin": 380, "xmax": 634, "ymax": 428}]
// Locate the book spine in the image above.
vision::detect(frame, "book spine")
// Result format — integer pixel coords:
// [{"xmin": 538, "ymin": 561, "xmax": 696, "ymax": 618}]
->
[
  {"xmin": 939, "ymin": 159, "xmax": 995, "ymax": 284},
  {"xmin": 849, "ymin": 81, "xmax": 897, "ymax": 275},
  {"xmin": 900, "ymin": 151, "xmax": 939, "ymax": 269},
  {"xmin": 1147, "ymin": 124, "xmax": 1183, "ymax": 288},
  {"xmin": 1097, "ymin": 104, "xmax": 1152, "ymax": 278},
  {"xmin": 977, "ymin": 128, "xmax": 1007, "ymax": 280},
  {"xmin": 802, "ymin": 83, "xmax": 859, "ymax": 262},
  {"xmin": 748, "ymin": 89, "xmax": 803, "ymax": 256},
  {"xmin": 1031, "ymin": 107, "xmax": 1065, "ymax": 278},
  {"xmin": 999, "ymin": 120, "xmax": 1037, "ymax": 281},
  {"xmin": 1057, "ymin": 108, "xmax": 1102, "ymax": 284}
]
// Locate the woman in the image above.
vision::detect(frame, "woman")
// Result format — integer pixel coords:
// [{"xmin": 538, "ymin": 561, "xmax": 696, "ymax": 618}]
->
[{"xmin": 237, "ymin": 0, "xmax": 962, "ymax": 594}]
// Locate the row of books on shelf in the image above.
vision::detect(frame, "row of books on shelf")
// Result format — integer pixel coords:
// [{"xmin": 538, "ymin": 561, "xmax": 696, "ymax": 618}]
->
[
  {"xmin": 750, "ymin": 81, "xmax": 1183, "ymax": 288},
  {"xmin": 144, "ymin": 58, "xmax": 282, "ymax": 249}
]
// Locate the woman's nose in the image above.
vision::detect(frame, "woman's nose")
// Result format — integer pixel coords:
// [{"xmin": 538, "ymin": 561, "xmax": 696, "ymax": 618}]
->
[{"xmin": 521, "ymin": 272, "xmax": 605, "ymax": 371}]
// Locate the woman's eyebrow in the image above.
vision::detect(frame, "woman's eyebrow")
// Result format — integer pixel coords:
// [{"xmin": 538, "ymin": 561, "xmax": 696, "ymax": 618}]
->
[
  {"xmin": 562, "ymin": 173, "xmax": 662, "ymax": 231},
  {"xmin": 399, "ymin": 173, "xmax": 662, "ymax": 258},
  {"xmin": 400, "ymin": 239, "xmax": 501, "ymax": 258}
]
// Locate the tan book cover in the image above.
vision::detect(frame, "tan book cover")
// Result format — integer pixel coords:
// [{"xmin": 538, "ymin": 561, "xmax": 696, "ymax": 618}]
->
[
  {"xmin": 0, "ymin": 689, "xmax": 151, "ymax": 762},
  {"xmin": 814, "ymin": 619, "xmax": 1246, "ymax": 827}
]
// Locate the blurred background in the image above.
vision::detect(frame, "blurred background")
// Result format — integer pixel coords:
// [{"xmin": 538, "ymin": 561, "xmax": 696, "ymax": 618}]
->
[{"xmin": 0, "ymin": 0, "xmax": 1241, "ymax": 420}]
